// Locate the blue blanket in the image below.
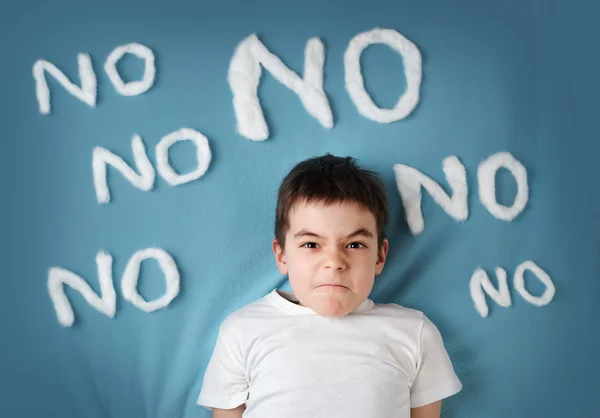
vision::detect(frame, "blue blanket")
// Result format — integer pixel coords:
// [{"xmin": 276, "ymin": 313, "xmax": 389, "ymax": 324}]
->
[{"xmin": 2, "ymin": 0, "xmax": 599, "ymax": 417}]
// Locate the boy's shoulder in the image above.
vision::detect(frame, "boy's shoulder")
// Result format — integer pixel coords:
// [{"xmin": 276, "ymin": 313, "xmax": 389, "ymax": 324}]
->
[
  {"xmin": 370, "ymin": 301, "xmax": 425, "ymax": 319},
  {"xmin": 216, "ymin": 292, "xmax": 281, "ymax": 331},
  {"xmin": 374, "ymin": 303, "xmax": 424, "ymax": 318},
  {"xmin": 368, "ymin": 301, "xmax": 429, "ymax": 333}
]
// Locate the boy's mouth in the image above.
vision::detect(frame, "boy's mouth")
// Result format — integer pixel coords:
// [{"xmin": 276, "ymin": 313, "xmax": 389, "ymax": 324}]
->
[{"xmin": 316, "ymin": 284, "xmax": 349, "ymax": 289}]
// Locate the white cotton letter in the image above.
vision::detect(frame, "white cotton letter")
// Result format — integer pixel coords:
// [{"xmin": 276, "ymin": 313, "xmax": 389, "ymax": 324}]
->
[
  {"xmin": 228, "ymin": 34, "xmax": 333, "ymax": 141},
  {"xmin": 121, "ymin": 248, "xmax": 180, "ymax": 313},
  {"xmin": 344, "ymin": 28, "xmax": 421, "ymax": 123},
  {"xmin": 48, "ymin": 251, "xmax": 116, "ymax": 327},
  {"xmin": 514, "ymin": 261, "xmax": 555, "ymax": 307},
  {"xmin": 92, "ymin": 134, "xmax": 155, "ymax": 204},
  {"xmin": 33, "ymin": 54, "xmax": 97, "ymax": 115},
  {"xmin": 469, "ymin": 267, "xmax": 512, "ymax": 318},
  {"xmin": 393, "ymin": 156, "xmax": 468, "ymax": 236},
  {"xmin": 156, "ymin": 128, "xmax": 211, "ymax": 186},
  {"xmin": 478, "ymin": 152, "xmax": 528, "ymax": 221},
  {"xmin": 104, "ymin": 43, "xmax": 156, "ymax": 96}
]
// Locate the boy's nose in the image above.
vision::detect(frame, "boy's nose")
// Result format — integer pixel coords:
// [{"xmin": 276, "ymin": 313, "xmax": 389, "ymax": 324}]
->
[{"xmin": 324, "ymin": 250, "xmax": 347, "ymax": 270}]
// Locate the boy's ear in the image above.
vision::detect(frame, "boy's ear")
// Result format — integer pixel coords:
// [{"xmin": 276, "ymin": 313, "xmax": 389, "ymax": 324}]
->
[
  {"xmin": 272, "ymin": 238, "xmax": 288, "ymax": 275},
  {"xmin": 375, "ymin": 238, "xmax": 389, "ymax": 276}
]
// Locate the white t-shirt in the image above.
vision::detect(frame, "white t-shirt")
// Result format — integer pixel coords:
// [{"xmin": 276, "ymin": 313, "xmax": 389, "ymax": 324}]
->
[{"xmin": 198, "ymin": 290, "xmax": 462, "ymax": 417}]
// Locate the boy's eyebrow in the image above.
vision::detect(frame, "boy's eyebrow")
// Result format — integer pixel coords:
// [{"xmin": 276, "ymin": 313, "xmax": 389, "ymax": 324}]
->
[
  {"xmin": 346, "ymin": 228, "xmax": 374, "ymax": 239},
  {"xmin": 293, "ymin": 228, "xmax": 374, "ymax": 240}
]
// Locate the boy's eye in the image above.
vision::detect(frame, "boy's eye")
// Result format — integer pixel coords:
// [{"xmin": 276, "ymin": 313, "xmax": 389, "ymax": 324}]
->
[
  {"xmin": 347, "ymin": 242, "xmax": 366, "ymax": 249},
  {"xmin": 301, "ymin": 242, "xmax": 319, "ymax": 249}
]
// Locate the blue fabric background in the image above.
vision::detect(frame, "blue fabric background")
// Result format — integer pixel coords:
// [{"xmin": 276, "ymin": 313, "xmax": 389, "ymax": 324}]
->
[{"xmin": 2, "ymin": 0, "xmax": 599, "ymax": 417}]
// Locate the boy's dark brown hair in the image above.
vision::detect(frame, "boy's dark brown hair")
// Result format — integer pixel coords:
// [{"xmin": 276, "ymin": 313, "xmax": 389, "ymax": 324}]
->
[{"xmin": 275, "ymin": 154, "xmax": 389, "ymax": 251}]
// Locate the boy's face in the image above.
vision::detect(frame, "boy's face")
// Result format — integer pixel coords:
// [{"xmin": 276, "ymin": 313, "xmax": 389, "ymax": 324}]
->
[{"xmin": 272, "ymin": 200, "xmax": 388, "ymax": 317}]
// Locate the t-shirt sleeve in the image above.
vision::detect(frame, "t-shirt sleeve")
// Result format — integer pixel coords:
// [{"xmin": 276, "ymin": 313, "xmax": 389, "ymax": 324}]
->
[
  {"xmin": 409, "ymin": 315, "xmax": 463, "ymax": 408},
  {"xmin": 197, "ymin": 318, "xmax": 249, "ymax": 410}
]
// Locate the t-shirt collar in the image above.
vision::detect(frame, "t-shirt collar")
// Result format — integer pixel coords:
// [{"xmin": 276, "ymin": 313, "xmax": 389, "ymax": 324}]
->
[{"xmin": 268, "ymin": 289, "xmax": 374, "ymax": 316}]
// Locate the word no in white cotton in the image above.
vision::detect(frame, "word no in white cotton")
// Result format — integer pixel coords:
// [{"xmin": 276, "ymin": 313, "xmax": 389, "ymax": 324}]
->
[
  {"xmin": 48, "ymin": 248, "xmax": 180, "ymax": 327},
  {"xmin": 470, "ymin": 261, "xmax": 555, "ymax": 318},
  {"xmin": 33, "ymin": 28, "xmax": 422, "ymax": 141},
  {"xmin": 33, "ymin": 42, "xmax": 156, "ymax": 114},
  {"xmin": 93, "ymin": 127, "xmax": 212, "ymax": 204},
  {"xmin": 394, "ymin": 152, "xmax": 529, "ymax": 236},
  {"xmin": 393, "ymin": 152, "xmax": 555, "ymax": 317}
]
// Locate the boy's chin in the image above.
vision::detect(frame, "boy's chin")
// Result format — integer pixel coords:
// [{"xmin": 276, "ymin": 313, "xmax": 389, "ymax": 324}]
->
[{"xmin": 308, "ymin": 295, "xmax": 360, "ymax": 317}]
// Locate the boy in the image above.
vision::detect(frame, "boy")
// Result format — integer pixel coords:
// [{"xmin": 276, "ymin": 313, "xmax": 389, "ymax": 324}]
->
[{"xmin": 197, "ymin": 154, "xmax": 462, "ymax": 418}]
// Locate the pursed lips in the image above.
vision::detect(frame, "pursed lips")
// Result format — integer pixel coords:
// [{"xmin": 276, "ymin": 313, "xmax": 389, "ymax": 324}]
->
[{"xmin": 316, "ymin": 284, "xmax": 348, "ymax": 289}]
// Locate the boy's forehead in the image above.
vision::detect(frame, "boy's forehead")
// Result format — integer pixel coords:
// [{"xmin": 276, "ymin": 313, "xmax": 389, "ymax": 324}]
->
[{"xmin": 288, "ymin": 200, "xmax": 377, "ymax": 232}]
